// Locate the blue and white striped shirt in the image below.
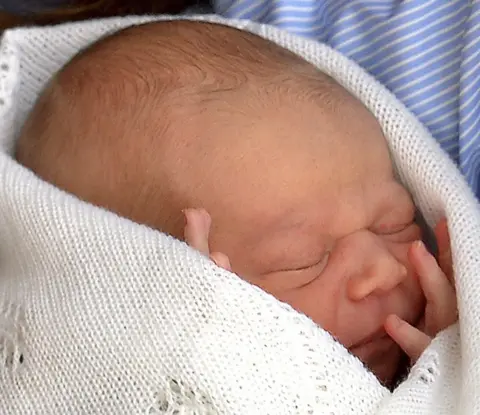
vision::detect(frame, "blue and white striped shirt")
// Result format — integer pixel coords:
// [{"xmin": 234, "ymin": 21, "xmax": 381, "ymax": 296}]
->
[{"xmin": 213, "ymin": 0, "xmax": 480, "ymax": 198}]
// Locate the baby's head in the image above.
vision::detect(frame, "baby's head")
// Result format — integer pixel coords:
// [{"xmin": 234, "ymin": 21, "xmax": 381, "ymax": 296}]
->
[{"xmin": 16, "ymin": 20, "xmax": 425, "ymax": 383}]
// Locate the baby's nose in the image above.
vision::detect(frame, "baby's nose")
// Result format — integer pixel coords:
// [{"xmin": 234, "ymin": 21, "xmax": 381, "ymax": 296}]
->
[{"xmin": 347, "ymin": 256, "xmax": 408, "ymax": 301}]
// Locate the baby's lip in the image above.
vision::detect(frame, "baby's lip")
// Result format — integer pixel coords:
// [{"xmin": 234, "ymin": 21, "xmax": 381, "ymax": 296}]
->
[{"xmin": 349, "ymin": 328, "xmax": 387, "ymax": 349}]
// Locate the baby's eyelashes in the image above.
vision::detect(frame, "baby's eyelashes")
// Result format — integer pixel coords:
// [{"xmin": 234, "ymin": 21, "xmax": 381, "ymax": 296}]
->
[
  {"xmin": 264, "ymin": 251, "xmax": 330, "ymax": 290},
  {"xmin": 304, "ymin": 251, "xmax": 330, "ymax": 273},
  {"xmin": 276, "ymin": 249, "xmax": 330, "ymax": 274},
  {"xmin": 295, "ymin": 252, "xmax": 330, "ymax": 287}
]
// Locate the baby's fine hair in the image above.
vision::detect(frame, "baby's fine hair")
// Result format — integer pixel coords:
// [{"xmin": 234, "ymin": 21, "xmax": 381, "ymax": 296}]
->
[{"xmin": 15, "ymin": 20, "xmax": 341, "ymax": 238}]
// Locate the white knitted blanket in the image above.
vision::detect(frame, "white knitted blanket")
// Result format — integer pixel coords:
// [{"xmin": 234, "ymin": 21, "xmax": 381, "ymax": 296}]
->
[{"xmin": 0, "ymin": 14, "xmax": 478, "ymax": 415}]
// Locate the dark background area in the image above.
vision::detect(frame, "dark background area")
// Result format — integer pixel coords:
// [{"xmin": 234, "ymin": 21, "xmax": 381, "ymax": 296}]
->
[
  {"xmin": 0, "ymin": 0, "xmax": 212, "ymax": 29},
  {"xmin": 1, "ymin": 0, "xmax": 66, "ymax": 14},
  {"xmin": 1, "ymin": 0, "xmax": 209, "ymax": 14}
]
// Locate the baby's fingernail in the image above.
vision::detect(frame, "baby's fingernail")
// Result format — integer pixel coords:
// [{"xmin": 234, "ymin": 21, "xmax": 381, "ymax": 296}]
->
[
  {"xmin": 182, "ymin": 209, "xmax": 190, "ymax": 226},
  {"xmin": 414, "ymin": 240, "xmax": 428, "ymax": 256},
  {"xmin": 388, "ymin": 314, "xmax": 402, "ymax": 329}
]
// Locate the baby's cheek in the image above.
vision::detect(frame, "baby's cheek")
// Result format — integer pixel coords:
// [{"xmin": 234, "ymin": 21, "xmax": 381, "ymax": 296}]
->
[{"xmin": 277, "ymin": 275, "xmax": 346, "ymax": 338}]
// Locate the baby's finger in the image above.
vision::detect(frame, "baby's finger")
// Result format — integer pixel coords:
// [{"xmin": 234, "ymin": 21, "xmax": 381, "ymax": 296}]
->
[
  {"xmin": 434, "ymin": 218, "xmax": 453, "ymax": 286},
  {"xmin": 183, "ymin": 208, "xmax": 211, "ymax": 256},
  {"xmin": 210, "ymin": 252, "xmax": 231, "ymax": 271},
  {"xmin": 409, "ymin": 240, "xmax": 456, "ymax": 330},
  {"xmin": 385, "ymin": 314, "xmax": 431, "ymax": 362}
]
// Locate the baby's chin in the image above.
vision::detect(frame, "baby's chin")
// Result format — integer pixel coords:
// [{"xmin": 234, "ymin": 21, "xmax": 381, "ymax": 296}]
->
[{"xmin": 351, "ymin": 337, "xmax": 405, "ymax": 386}]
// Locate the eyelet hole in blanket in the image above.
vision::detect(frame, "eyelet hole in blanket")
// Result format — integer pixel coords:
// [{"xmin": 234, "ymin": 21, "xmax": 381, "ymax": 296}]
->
[
  {"xmin": 419, "ymin": 373, "xmax": 433, "ymax": 385},
  {"xmin": 415, "ymin": 355, "xmax": 440, "ymax": 385},
  {"xmin": 150, "ymin": 378, "xmax": 217, "ymax": 414},
  {"xmin": 0, "ymin": 301, "xmax": 25, "ymax": 374}
]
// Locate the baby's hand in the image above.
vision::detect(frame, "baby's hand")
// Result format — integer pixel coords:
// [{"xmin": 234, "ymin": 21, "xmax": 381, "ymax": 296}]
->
[
  {"xmin": 183, "ymin": 208, "xmax": 231, "ymax": 271},
  {"xmin": 385, "ymin": 218, "xmax": 457, "ymax": 362}
]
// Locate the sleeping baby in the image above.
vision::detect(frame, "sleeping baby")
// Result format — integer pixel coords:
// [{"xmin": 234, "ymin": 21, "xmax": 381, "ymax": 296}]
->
[{"xmin": 14, "ymin": 20, "xmax": 457, "ymax": 385}]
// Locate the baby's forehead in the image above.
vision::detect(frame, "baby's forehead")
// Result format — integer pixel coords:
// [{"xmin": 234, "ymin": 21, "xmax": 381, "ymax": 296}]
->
[{"xmin": 18, "ymin": 20, "xmax": 398, "ymax": 250}]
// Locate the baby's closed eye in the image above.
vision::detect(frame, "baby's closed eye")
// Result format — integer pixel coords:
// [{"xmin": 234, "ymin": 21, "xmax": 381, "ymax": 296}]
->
[
  {"xmin": 373, "ymin": 222, "xmax": 420, "ymax": 243},
  {"xmin": 295, "ymin": 252, "xmax": 331, "ymax": 287},
  {"xmin": 264, "ymin": 251, "xmax": 330, "ymax": 290}
]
